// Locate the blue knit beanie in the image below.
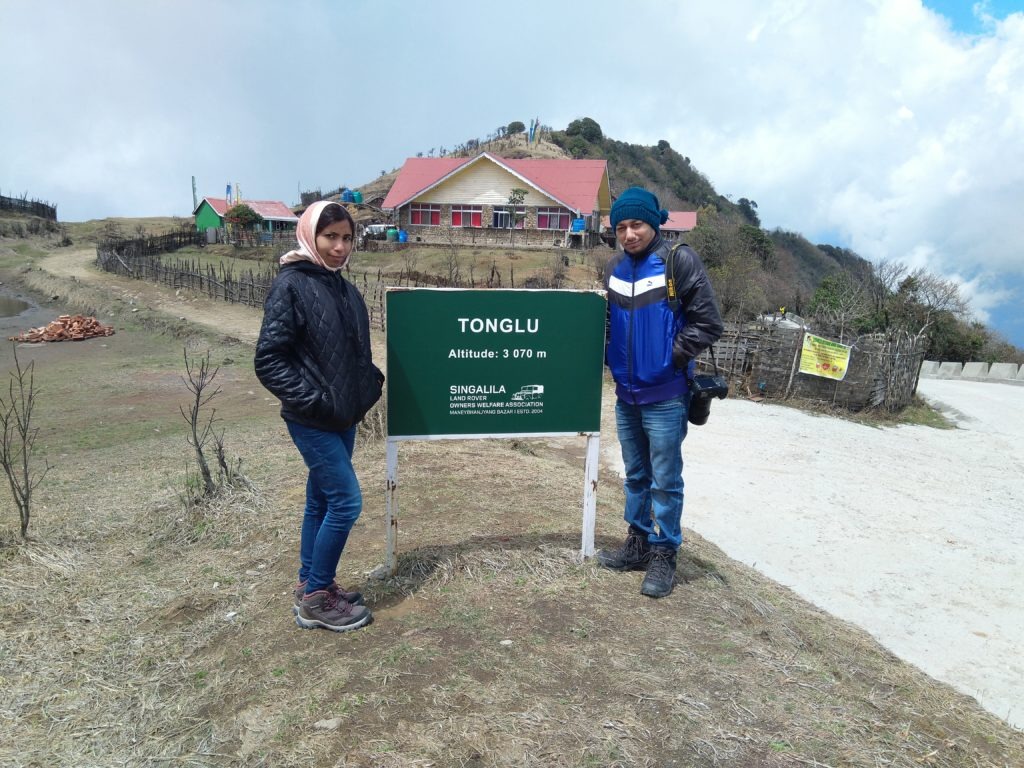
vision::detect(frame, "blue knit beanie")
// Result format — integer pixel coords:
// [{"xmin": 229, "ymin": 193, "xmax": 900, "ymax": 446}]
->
[{"xmin": 610, "ymin": 187, "xmax": 669, "ymax": 232}]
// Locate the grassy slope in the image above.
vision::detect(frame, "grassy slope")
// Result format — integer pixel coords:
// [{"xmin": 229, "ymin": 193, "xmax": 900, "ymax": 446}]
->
[{"xmin": 0, "ymin": 226, "xmax": 1021, "ymax": 767}]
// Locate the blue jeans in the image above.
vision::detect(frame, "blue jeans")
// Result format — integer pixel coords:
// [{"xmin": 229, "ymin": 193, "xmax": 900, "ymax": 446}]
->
[
  {"xmin": 285, "ymin": 420, "xmax": 362, "ymax": 593},
  {"xmin": 615, "ymin": 395, "xmax": 690, "ymax": 550}
]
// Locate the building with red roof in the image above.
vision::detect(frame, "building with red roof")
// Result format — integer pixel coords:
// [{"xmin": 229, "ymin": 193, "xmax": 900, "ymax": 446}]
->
[
  {"xmin": 600, "ymin": 210, "xmax": 698, "ymax": 246},
  {"xmin": 193, "ymin": 196, "xmax": 299, "ymax": 234},
  {"xmin": 381, "ymin": 153, "xmax": 611, "ymax": 248}
]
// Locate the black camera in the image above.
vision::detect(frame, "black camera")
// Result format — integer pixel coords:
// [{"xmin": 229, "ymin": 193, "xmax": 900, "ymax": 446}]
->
[{"xmin": 688, "ymin": 374, "xmax": 729, "ymax": 426}]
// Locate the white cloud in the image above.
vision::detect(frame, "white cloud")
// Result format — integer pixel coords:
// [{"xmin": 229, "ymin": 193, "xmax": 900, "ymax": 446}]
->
[
  {"xmin": 1, "ymin": 0, "xmax": 1022, "ymax": 343},
  {"xmin": 631, "ymin": 0, "xmax": 1024, "ymax": 344}
]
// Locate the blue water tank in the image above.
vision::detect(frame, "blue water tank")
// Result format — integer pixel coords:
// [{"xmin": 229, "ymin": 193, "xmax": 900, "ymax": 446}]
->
[
  {"xmin": 341, "ymin": 189, "xmax": 355, "ymax": 203},
  {"xmin": 397, "ymin": 229, "xmax": 408, "ymax": 243}
]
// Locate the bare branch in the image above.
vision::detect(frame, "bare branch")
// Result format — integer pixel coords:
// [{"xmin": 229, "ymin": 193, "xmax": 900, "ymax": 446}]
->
[{"xmin": 0, "ymin": 344, "xmax": 50, "ymax": 537}]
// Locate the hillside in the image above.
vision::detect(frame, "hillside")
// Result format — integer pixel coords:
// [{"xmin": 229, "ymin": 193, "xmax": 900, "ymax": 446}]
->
[
  {"xmin": 2, "ymin": 223, "xmax": 1022, "ymax": 766},
  {"xmin": 345, "ymin": 122, "xmax": 866, "ymax": 317},
  {"xmin": 335, "ymin": 119, "xmax": 1021, "ymax": 361}
]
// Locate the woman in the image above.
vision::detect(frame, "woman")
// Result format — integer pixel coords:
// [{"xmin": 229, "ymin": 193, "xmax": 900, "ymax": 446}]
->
[{"xmin": 255, "ymin": 201, "xmax": 384, "ymax": 632}]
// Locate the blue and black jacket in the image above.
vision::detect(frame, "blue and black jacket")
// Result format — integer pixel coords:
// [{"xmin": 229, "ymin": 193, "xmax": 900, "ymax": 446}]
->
[{"xmin": 605, "ymin": 235, "xmax": 724, "ymax": 405}]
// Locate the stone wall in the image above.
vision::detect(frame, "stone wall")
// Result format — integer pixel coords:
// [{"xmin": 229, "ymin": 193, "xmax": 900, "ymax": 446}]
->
[{"xmin": 919, "ymin": 360, "xmax": 1024, "ymax": 384}]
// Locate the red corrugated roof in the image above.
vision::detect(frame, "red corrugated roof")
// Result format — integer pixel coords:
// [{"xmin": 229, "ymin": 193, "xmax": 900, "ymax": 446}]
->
[
  {"xmin": 196, "ymin": 197, "xmax": 298, "ymax": 222},
  {"xmin": 381, "ymin": 153, "xmax": 608, "ymax": 213},
  {"xmin": 381, "ymin": 157, "xmax": 472, "ymax": 210},
  {"xmin": 500, "ymin": 157, "xmax": 608, "ymax": 213},
  {"xmin": 664, "ymin": 211, "xmax": 697, "ymax": 231}
]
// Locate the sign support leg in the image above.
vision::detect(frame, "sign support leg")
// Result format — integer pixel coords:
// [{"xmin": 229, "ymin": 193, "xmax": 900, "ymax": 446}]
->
[
  {"xmin": 384, "ymin": 438, "xmax": 399, "ymax": 576},
  {"xmin": 581, "ymin": 432, "xmax": 599, "ymax": 558}
]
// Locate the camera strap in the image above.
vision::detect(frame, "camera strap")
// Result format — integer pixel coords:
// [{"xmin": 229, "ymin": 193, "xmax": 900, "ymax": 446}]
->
[
  {"xmin": 665, "ymin": 243, "xmax": 722, "ymax": 379},
  {"xmin": 664, "ymin": 243, "xmax": 686, "ymax": 313}
]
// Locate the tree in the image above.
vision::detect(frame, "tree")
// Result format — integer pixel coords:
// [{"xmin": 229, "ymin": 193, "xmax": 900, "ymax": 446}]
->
[
  {"xmin": 737, "ymin": 198, "xmax": 760, "ymax": 227},
  {"xmin": 506, "ymin": 187, "xmax": 528, "ymax": 247},
  {"xmin": 690, "ymin": 207, "xmax": 765, "ymax": 319},
  {"xmin": 0, "ymin": 345, "xmax": 48, "ymax": 538},
  {"xmin": 180, "ymin": 350, "xmax": 221, "ymax": 497},
  {"xmin": 440, "ymin": 226, "xmax": 463, "ymax": 285},
  {"xmin": 865, "ymin": 259, "xmax": 908, "ymax": 329},
  {"xmin": 225, "ymin": 203, "xmax": 262, "ymax": 230},
  {"xmin": 927, "ymin": 315, "xmax": 986, "ymax": 362},
  {"xmin": 739, "ymin": 225, "xmax": 775, "ymax": 271},
  {"xmin": 807, "ymin": 272, "xmax": 870, "ymax": 342},
  {"xmin": 507, "ymin": 121, "xmax": 525, "ymax": 135},
  {"xmin": 566, "ymin": 117, "xmax": 603, "ymax": 142},
  {"xmin": 566, "ymin": 136, "xmax": 590, "ymax": 158},
  {"xmin": 179, "ymin": 349, "xmax": 251, "ymax": 507},
  {"xmin": 890, "ymin": 268, "xmax": 969, "ymax": 343},
  {"xmin": 687, "ymin": 205, "xmax": 727, "ymax": 268}
]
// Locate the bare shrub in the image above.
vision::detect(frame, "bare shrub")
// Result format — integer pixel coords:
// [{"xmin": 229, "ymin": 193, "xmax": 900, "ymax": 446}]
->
[
  {"xmin": 357, "ymin": 391, "xmax": 387, "ymax": 447},
  {"xmin": 586, "ymin": 248, "xmax": 609, "ymax": 284},
  {"xmin": 0, "ymin": 345, "xmax": 49, "ymax": 538},
  {"xmin": 178, "ymin": 349, "xmax": 252, "ymax": 509},
  {"xmin": 550, "ymin": 249, "xmax": 569, "ymax": 288},
  {"xmin": 441, "ymin": 226, "xmax": 462, "ymax": 285},
  {"xmin": 401, "ymin": 247, "xmax": 420, "ymax": 281}
]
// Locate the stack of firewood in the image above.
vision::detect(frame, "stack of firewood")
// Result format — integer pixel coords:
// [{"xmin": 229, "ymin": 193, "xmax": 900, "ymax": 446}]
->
[{"xmin": 8, "ymin": 315, "xmax": 116, "ymax": 343}]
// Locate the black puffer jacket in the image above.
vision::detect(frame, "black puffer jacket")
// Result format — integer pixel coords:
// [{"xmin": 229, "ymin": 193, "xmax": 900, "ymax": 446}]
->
[{"xmin": 255, "ymin": 261, "xmax": 383, "ymax": 433}]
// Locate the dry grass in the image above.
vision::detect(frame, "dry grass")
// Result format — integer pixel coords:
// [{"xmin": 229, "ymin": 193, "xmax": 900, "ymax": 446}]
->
[{"xmin": 0, "ymin": 229, "xmax": 1022, "ymax": 767}]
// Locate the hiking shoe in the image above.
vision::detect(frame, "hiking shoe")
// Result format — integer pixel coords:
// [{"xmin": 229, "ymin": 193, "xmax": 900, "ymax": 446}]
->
[
  {"xmin": 641, "ymin": 547, "xmax": 678, "ymax": 598},
  {"xmin": 293, "ymin": 580, "xmax": 364, "ymax": 614},
  {"xmin": 296, "ymin": 589, "xmax": 372, "ymax": 632},
  {"xmin": 596, "ymin": 526, "xmax": 652, "ymax": 571}
]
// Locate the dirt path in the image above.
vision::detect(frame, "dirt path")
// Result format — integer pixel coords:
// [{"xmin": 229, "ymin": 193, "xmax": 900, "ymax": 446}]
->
[{"xmin": 38, "ymin": 247, "xmax": 264, "ymax": 344}]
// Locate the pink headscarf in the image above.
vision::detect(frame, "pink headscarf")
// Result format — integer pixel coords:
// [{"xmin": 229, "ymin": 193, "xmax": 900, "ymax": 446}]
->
[{"xmin": 279, "ymin": 200, "xmax": 348, "ymax": 271}]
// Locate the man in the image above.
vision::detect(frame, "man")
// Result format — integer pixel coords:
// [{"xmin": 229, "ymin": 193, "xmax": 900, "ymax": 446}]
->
[{"xmin": 598, "ymin": 187, "xmax": 724, "ymax": 598}]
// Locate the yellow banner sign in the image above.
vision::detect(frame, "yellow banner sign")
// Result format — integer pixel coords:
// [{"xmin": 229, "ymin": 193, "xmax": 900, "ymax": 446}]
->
[{"xmin": 799, "ymin": 333, "xmax": 851, "ymax": 380}]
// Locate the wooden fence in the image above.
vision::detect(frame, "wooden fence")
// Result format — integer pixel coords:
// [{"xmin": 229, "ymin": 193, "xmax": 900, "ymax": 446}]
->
[
  {"xmin": 97, "ymin": 241, "xmax": 274, "ymax": 309},
  {"xmin": 1, "ymin": 192, "xmax": 57, "ymax": 221},
  {"xmin": 100, "ymin": 229, "xmax": 205, "ymax": 255},
  {"xmin": 96, "ymin": 236, "xmax": 925, "ymax": 412},
  {"xmin": 97, "ymin": 232, "xmax": 537, "ymax": 330},
  {"xmin": 222, "ymin": 229, "xmax": 298, "ymax": 249},
  {"xmin": 696, "ymin": 319, "xmax": 927, "ymax": 411}
]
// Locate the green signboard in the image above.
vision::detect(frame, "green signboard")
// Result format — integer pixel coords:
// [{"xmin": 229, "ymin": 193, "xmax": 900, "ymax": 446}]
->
[{"xmin": 386, "ymin": 288, "xmax": 606, "ymax": 438}]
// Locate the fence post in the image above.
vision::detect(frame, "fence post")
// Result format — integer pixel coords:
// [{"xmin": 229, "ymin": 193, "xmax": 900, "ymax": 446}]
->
[{"xmin": 783, "ymin": 328, "xmax": 803, "ymax": 399}]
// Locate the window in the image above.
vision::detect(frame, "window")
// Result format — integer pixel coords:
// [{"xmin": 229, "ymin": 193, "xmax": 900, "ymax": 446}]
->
[
  {"xmin": 451, "ymin": 205, "xmax": 482, "ymax": 228},
  {"xmin": 410, "ymin": 203, "xmax": 440, "ymax": 226},
  {"xmin": 537, "ymin": 206, "xmax": 571, "ymax": 230},
  {"xmin": 492, "ymin": 205, "xmax": 525, "ymax": 229}
]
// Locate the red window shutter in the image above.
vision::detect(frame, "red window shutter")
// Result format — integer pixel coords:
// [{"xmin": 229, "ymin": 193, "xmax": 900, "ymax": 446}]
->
[{"xmin": 472, "ymin": 211, "xmax": 481, "ymax": 227}]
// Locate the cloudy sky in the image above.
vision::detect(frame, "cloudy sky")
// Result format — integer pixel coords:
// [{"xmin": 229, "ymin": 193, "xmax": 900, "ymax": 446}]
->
[{"xmin": 2, "ymin": 0, "xmax": 1022, "ymax": 346}]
